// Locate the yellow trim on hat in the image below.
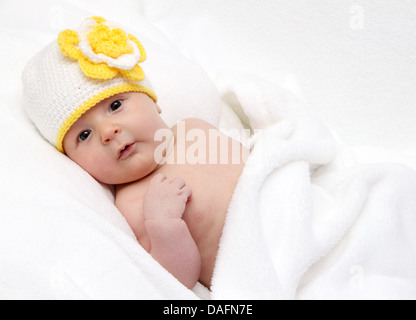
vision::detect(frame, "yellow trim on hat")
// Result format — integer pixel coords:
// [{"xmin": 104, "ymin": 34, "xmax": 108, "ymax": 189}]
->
[{"xmin": 56, "ymin": 83, "xmax": 157, "ymax": 153}]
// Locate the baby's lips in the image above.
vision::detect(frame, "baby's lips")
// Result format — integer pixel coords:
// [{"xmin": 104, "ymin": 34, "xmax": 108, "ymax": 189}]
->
[{"xmin": 118, "ymin": 142, "xmax": 136, "ymax": 160}]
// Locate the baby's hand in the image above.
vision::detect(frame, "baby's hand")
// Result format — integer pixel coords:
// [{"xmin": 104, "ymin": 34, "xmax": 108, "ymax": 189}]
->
[{"xmin": 143, "ymin": 174, "xmax": 192, "ymax": 221}]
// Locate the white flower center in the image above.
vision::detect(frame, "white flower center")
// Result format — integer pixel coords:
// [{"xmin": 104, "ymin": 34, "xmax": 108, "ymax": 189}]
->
[{"xmin": 77, "ymin": 19, "xmax": 141, "ymax": 70}]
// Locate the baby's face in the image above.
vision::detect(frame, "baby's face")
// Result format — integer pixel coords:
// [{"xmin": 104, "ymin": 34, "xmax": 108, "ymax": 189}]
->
[{"xmin": 63, "ymin": 92, "xmax": 168, "ymax": 184}]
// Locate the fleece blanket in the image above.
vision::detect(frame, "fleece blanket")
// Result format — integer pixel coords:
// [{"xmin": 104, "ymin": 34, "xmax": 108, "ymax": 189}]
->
[{"xmin": 210, "ymin": 77, "xmax": 416, "ymax": 299}]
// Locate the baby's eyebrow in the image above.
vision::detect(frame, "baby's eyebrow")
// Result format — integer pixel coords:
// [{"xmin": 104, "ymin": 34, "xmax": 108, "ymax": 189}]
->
[
  {"xmin": 98, "ymin": 94, "xmax": 124, "ymax": 108},
  {"xmin": 68, "ymin": 116, "xmax": 88, "ymax": 136},
  {"xmin": 111, "ymin": 93, "xmax": 129, "ymax": 101}
]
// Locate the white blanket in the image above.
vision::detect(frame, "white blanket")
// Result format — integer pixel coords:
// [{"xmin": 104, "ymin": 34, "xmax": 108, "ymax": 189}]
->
[{"xmin": 211, "ymin": 77, "xmax": 416, "ymax": 299}]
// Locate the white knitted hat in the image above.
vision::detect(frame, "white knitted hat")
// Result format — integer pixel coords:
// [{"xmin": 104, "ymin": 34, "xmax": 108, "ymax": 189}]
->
[{"xmin": 22, "ymin": 16, "xmax": 157, "ymax": 152}]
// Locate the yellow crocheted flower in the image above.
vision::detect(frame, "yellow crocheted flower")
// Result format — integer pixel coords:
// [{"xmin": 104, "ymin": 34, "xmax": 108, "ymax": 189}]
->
[
  {"xmin": 88, "ymin": 24, "xmax": 133, "ymax": 58},
  {"xmin": 57, "ymin": 16, "xmax": 146, "ymax": 81}
]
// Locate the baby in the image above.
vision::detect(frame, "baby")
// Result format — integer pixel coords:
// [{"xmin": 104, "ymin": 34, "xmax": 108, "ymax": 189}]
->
[{"xmin": 22, "ymin": 17, "xmax": 247, "ymax": 289}]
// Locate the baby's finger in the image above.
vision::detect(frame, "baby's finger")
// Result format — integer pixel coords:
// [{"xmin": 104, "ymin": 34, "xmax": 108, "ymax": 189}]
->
[
  {"xmin": 182, "ymin": 185, "xmax": 192, "ymax": 201},
  {"xmin": 150, "ymin": 173, "xmax": 166, "ymax": 184},
  {"xmin": 171, "ymin": 177, "xmax": 186, "ymax": 189}
]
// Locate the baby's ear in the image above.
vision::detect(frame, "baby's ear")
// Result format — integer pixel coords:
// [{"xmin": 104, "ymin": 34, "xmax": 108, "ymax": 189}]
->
[{"xmin": 156, "ymin": 104, "xmax": 162, "ymax": 114}]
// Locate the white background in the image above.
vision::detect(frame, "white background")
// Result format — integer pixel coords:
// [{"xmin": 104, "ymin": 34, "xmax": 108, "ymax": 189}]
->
[{"xmin": 1, "ymin": 0, "xmax": 415, "ymax": 153}]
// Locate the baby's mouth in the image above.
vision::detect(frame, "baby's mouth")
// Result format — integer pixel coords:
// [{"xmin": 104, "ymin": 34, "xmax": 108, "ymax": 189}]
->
[{"xmin": 118, "ymin": 143, "xmax": 136, "ymax": 160}]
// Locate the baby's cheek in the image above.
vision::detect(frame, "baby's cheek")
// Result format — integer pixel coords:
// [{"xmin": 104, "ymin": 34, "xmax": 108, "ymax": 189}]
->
[{"xmin": 83, "ymin": 155, "xmax": 116, "ymax": 183}]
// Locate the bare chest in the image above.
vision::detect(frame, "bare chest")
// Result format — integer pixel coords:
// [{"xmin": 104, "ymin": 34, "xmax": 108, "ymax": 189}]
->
[{"xmin": 158, "ymin": 161, "xmax": 241, "ymax": 223}]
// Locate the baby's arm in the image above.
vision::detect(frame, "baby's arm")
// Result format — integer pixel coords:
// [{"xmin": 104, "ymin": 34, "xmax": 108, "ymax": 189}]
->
[{"xmin": 143, "ymin": 174, "xmax": 201, "ymax": 289}]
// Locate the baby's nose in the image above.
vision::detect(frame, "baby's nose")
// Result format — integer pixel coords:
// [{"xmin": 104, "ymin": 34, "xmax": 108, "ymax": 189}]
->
[{"xmin": 100, "ymin": 123, "xmax": 120, "ymax": 144}]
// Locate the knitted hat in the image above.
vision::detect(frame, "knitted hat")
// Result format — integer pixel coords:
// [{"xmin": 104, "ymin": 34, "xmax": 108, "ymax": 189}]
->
[{"xmin": 22, "ymin": 16, "xmax": 157, "ymax": 152}]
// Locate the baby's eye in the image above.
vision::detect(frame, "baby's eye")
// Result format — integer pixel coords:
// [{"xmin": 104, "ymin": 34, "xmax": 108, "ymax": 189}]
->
[
  {"xmin": 110, "ymin": 100, "xmax": 122, "ymax": 112},
  {"xmin": 78, "ymin": 130, "xmax": 91, "ymax": 142}
]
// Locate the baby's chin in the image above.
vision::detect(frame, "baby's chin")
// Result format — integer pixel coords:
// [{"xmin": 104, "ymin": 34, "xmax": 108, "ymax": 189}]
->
[
  {"xmin": 94, "ymin": 168, "xmax": 158, "ymax": 186},
  {"xmin": 96, "ymin": 175, "xmax": 143, "ymax": 186},
  {"xmin": 90, "ymin": 156, "xmax": 163, "ymax": 185}
]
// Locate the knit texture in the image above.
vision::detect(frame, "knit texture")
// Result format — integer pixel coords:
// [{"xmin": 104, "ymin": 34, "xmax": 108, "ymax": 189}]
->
[{"xmin": 22, "ymin": 17, "xmax": 156, "ymax": 152}]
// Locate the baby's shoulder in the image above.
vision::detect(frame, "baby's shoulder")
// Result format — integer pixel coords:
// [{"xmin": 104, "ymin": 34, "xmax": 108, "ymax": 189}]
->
[{"xmin": 174, "ymin": 118, "xmax": 217, "ymax": 133}]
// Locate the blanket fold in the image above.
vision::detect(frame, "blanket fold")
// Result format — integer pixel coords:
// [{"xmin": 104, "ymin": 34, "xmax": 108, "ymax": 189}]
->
[{"xmin": 210, "ymin": 77, "xmax": 416, "ymax": 299}]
